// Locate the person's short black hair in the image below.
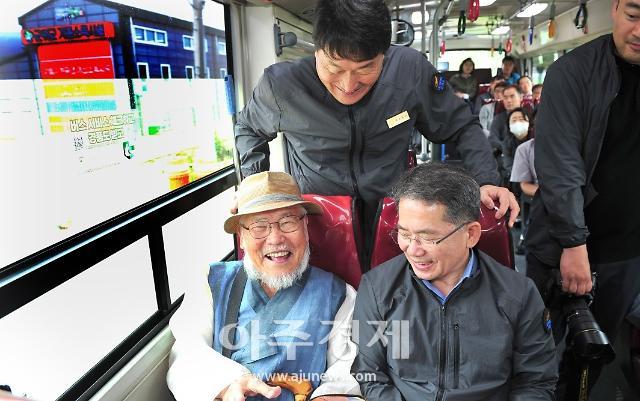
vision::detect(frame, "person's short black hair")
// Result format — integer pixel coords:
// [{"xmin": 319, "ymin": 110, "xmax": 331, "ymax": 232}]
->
[
  {"xmin": 502, "ymin": 55, "xmax": 516, "ymax": 65},
  {"xmin": 313, "ymin": 0, "xmax": 391, "ymax": 61},
  {"xmin": 458, "ymin": 57, "xmax": 475, "ymax": 73},
  {"xmin": 503, "ymin": 84, "xmax": 521, "ymax": 95},
  {"xmin": 507, "ymin": 107, "xmax": 530, "ymax": 122},
  {"xmin": 532, "ymin": 83, "xmax": 543, "ymax": 92},
  {"xmin": 391, "ymin": 163, "xmax": 480, "ymax": 225},
  {"xmin": 494, "ymin": 81, "xmax": 508, "ymax": 91}
]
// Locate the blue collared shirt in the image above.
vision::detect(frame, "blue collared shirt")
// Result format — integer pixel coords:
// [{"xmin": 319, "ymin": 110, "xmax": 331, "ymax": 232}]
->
[{"xmin": 422, "ymin": 251, "xmax": 476, "ymax": 305}]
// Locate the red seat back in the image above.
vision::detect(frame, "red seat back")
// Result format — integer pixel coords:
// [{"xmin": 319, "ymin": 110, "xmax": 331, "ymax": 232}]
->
[
  {"xmin": 477, "ymin": 205, "xmax": 515, "ymax": 268},
  {"xmin": 370, "ymin": 198, "xmax": 403, "ymax": 268},
  {"xmin": 301, "ymin": 194, "xmax": 362, "ymax": 288},
  {"xmin": 369, "ymin": 198, "xmax": 514, "ymax": 269},
  {"xmin": 235, "ymin": 195, "xmax": 363, "ymax": 288}
]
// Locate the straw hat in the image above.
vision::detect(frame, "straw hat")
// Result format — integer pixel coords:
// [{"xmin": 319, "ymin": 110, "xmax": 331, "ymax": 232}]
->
[{"xmin": 224, "ymin": 171, "xmax": 323, "ymax": 234}]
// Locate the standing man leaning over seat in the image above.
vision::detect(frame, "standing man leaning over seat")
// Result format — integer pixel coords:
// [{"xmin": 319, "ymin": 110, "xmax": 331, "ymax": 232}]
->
[
  {"xmin": 526, "ymin": 0, "xmax": 640, "ymax": 398},
  {"xmin": 351, "ymin": 163, "xmax": 557, "ymax": 401},
  {"xmin": 235, "ymin": 0, "xmax": 519, "ymax": 244},
  {"xmin": 167, "ymin": 172, "xmax": 360, "ymax": 401}
]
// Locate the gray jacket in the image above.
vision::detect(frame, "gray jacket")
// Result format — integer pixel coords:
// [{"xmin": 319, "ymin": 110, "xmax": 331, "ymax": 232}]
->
[
  {"xmin": 235, "ymin": 46, "xmax": 499, "ymax": 206},
  {"xmin": 527, "ymin": 35, "xmax": 620, "ymax": 265},
  {"xmin": 351, "ymin": 251, "xmax": 557, "ymax": 401}
]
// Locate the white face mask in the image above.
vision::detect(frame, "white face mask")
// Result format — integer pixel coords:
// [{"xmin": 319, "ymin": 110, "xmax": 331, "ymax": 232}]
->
[{"xmin": 510, "ymin": 121, "xmax": 529, "ymax": 139}]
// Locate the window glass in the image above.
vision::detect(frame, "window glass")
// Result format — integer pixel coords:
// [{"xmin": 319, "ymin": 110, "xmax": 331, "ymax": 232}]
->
[
  {"xmin": 137, "ymin": 62, "xmax": 149, "ymax": 78},
  {"xmin": 0, "ymin": 238, "xmax": 157, "ymax": 400},
  {"xmin": 164, "ymin": 187, "xmax": 235, "ymax": 302},
  {"xmin": 437, "ymin": 49, "xmax": 505, "ymax": 79},
  {"xmin": 155, "ymin": 31, "xmax": 166, "ymax": 44},
  {"xmin": 134, "ymin": 27, "xmax": 144, "ymax": 41},
  {"xmin": 183, "ymin": 35, "xmax": 193, "ymax": 50},
  {"xmin": 0, "ymin": 1, "xmax": 232, "ymax": 268},
  {"xmin": 144, "ymin": 28, "xmax": 154, "ymax": 42},
  {"xmin": 161, "ymin": 63, "xmax": 171, "ymax": 79},
  {"xmin": 217, "ymin": 39, "xmax": 226, "ymax": 55}
]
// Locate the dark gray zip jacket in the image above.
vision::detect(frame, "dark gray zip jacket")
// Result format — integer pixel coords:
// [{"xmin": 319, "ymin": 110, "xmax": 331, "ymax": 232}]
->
[
  {"xmin": 235, "ymin": 46, "xmax": 499, "ymax": 206},
  {"xmin": 351, "ymin": 251, "xmax": 557, "ymax": 401},
  {"xmin": 527, "ymin": 35, "xmax": 620, "ymax": 265}
]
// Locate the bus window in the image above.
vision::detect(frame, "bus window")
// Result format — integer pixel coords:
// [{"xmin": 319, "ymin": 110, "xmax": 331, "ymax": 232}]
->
[
  {"xmin": 0, "ymin": 239, "xmax": 157, "ymax": 400},
  {"xmin": 0, "ymin": 0, "xmax": 233, "ymax": 269}
]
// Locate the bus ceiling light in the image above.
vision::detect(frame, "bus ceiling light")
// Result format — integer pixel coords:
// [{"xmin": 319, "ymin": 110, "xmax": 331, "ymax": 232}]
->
[
  {"xmin": 479, "ymin": 0, "xmax": 498, "ymax": 6},
  {"xmin": 517, "ymin": 3, "xmax": 548, "ymax": 17},
  {"xmin": 491, "ymin": 25, "xmax": 511, "ymax": 35}
]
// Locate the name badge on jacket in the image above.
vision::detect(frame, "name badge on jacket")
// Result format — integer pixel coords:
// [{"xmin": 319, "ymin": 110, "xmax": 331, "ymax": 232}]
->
[{"xmin": 386, "ymin": 111, "xmax": 410, "ymax": 129}]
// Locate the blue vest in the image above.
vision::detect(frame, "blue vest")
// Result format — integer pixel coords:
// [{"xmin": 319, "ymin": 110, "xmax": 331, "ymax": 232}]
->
[{"xmin": 208, "ymin": 262, "xmax": 346, "ymax": 401}]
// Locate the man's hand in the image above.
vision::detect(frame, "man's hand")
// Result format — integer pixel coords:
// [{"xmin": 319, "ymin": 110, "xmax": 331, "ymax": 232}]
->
[
  {"xmin": 479, "ymin": 185, "xmax": 520, "ymax": 227},
  {"xmin": 218, "ymin": 374, "xmax": 281, "ymax": 401},
  {"xmin": 559, "ymin": 245, "xmax": 592, "ymax": 296}
]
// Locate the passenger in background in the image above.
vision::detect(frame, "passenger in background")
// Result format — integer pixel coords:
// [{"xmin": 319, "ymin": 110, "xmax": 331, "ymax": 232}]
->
[
  {"xmin": 449, "ymin": 58, "xmax": 478, "ymax": 101},
  {"xmin": 518, "ymin": 76, "xmax": 533, "ymax": 100},
  {"xmin": 526, "ymin": 0, "xmax": 640, "ymax": 398},
  {"xmin": 351, "ymin": 163, "xmax": 557, "ymax": 401},
  {"xmin": 494, "ymin": 55, "xmax": 521, "ymax": 85},
  {"xmin": 474, "ymin": 76, "xmax": 504, "ymax": 114},
  {"xmin": 167, "ymin": 172, "xmax": 360, "ymax": 401},
  {"xmin": 501, "ymin": 108, "xmax": 534, "ymax": 186},
  {"xmin": 234, "ymin": 0, "xmax": 520, "ymax": 249},
  {"xmin": 532, "ymin": 84, "xmax": 543, "ymax": 107},
  {"xmin": 479, "ymin": 81, "xmax": 507, "ymax": 137},
  {"xmin": 488, "ymin": 85, "xmax": 526, "ymax": 185},
  {"xmin": 510, "ymin": 133, "xmax": 537, "ymax": 255}
]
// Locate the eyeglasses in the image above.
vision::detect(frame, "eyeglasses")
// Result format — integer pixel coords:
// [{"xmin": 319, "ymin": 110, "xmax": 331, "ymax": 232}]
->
[
  {"xmin": 391, "ymin": 222, "xmax": 469, "ymax": 248},
  {"xmin": 240, "ymin": 214, "xmax": 306, "ymax": 239}
]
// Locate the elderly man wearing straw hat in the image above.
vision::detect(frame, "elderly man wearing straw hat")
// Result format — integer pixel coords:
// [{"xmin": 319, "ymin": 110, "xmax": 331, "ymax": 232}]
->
[{"xmin": 167, "ymin": 172, "xmax": 361, "ymax": 401}]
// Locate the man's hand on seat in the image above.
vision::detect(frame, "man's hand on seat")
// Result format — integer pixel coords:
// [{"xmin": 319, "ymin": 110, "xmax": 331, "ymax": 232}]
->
[
  {"xmin": 479, "ymin": 185, "xmax": 520, "ymax": 228},
  {"xmin": 218, "ymin": 374, "xmax": 281, "ymax": 401},
  {"xmin": 560, "ymin": 245, "xmax": 592, "ymax": 296}
]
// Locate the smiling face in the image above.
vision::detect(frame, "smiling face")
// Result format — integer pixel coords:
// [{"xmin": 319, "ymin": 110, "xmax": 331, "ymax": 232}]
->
[
  {"xmin": 315, "ymin": 49, "xmax": 384, "ymax": 105},
  {"xmin": 612, "ymin": 0, "xmax": 640, "ymax": 65},
  {"xmin": 397, "ymin": 199, "xmax": 480, "ymax": 296},
  {"xmin": 239, "ymin": 206, "xmax": 309, "ymax": 286}
]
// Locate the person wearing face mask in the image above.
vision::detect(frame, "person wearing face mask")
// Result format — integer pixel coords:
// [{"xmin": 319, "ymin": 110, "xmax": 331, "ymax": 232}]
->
[{"xmin": 500, "ymin": 108, "xmax": 532, "ymax": 188}]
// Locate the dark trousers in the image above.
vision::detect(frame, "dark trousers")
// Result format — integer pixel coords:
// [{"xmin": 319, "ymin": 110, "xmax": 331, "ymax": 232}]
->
[{"xmin": 526, "ymin": 253, "xmax": 640, "ymax": 400}]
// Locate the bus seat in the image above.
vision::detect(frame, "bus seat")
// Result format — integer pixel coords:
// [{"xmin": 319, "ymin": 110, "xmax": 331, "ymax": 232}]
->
[
  {"xmin": 235, "ymin": 195, "xmax": 363, "ymax": 288},
  {"xmin": 370, "ymin": 197, "xmax": 403, "ymax": 268},
  {"xmin": 301, "ymin": 194, "xmax": 362, "ymax": 289},
  {"xmin": 477, "ymin": 204, "xmax": 515, "ymax": 268},
  {"xmin": 478, "ymin": 83, "xmax": 491, "ymax": 96},
  {"xmin": 369, "ymin": 198, "xmax": 514, "ymax": 269}
]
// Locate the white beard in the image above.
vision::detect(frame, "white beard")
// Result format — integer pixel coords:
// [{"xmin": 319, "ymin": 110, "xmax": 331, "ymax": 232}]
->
[{"xmin": 243, "ymin": 246, "xmax": 310, "ymax": 292}]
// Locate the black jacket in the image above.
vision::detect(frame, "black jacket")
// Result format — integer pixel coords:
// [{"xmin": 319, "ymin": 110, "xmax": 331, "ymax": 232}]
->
[
  {"xmin": 351, "ymin": 251, "xmax": 557, "ymax": 401},
  {"xmin": 235, "ymin": 46, "xmax": 499, "ymax": 206},
  {"xmin": 527, "ymin": 35, "xmax": 621, "ymax": 265}
]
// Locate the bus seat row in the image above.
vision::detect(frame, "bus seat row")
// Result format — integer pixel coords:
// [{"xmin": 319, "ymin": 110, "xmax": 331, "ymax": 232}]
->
[{"xmin": 236, "ymin": 194, "xmax": 514, "ymax": 289}]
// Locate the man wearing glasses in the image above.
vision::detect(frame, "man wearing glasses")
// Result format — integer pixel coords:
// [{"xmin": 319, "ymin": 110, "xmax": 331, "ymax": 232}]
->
[
  {"xmin": 168, "ymin": 172, "xmax": 361, "ymax": 401},
  {"xmin": 351, "ymin": 163, "xmax": 557, "ymax": 401}
]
